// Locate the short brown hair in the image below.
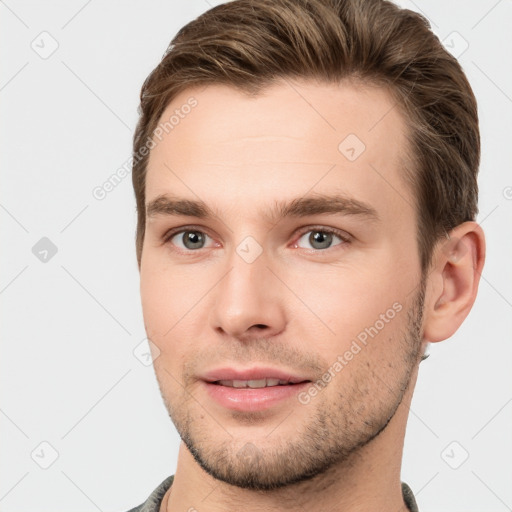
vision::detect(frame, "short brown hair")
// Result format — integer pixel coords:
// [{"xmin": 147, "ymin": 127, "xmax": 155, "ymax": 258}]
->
[{"xmin": 132, "ymin": 0, "xmax": 480, "ymax": 273}]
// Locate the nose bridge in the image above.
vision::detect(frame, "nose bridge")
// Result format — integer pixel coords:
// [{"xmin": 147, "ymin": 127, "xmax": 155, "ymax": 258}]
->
[
  {"xmin": 219, "ymin": 245, "xmax": 269, "ymax": 312},
  {"xmin": 209, "ymin": 240, "xmax": 285, "ymax": 338}
]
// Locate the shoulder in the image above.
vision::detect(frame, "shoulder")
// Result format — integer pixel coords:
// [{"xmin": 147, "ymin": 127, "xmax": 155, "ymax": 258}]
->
[
  {"xmin": 401, "ymin": 481, "xmax": 419, "ymax": 512},
  {"xmin": 124, "ymin": 475, "xmax": 174, "ymax": 512}
]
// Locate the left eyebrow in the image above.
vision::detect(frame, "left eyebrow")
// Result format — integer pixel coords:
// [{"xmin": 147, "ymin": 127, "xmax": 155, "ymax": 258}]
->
[
  {"xmin": 266, "ymin": 193, "xmax": 380, "ymax": 224},
  {"xmin": 145, "ymin": 192, "xmax": 380, "ymax": 224}
]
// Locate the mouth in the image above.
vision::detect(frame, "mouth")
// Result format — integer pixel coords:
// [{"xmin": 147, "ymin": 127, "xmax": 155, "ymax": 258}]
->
[
  {"xmin": 211, "ymin": 378, "xmax": 310, "ymax": 388},
  {"xmin": 200, "ymin": 367, "xmax": 312, "ymax": 412},
  {"xmin": 201, "ymin": 366, "xmax": 311, "ymax": 386}
]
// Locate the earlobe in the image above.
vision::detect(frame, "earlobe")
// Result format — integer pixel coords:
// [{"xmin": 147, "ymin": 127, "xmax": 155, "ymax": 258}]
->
[{"xmin": 422, "ymin": 222, "xmax": 486, "ymax": 343}]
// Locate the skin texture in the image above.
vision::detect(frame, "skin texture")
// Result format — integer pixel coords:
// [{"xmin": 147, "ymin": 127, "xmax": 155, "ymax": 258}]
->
[{"xmin": 139, "ymin": 79, "xmax": 485, "ymax": 512}]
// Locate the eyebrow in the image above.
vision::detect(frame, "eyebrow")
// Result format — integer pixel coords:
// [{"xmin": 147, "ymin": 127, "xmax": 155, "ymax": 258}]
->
[{"xmin": 146, "ymin": 193, "xmax": 380, "ymax": 224}]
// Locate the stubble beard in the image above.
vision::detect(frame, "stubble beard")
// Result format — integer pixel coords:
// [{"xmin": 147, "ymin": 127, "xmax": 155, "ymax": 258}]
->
[{"xmin": 155, "ymin": 280, "xmax": 426, "ymax": 491}]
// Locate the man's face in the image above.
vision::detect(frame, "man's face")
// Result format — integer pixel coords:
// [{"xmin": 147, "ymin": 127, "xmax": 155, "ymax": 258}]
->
[{"xmin": 140, "ymin": 79, "xmax": 426, "ymax": 490}]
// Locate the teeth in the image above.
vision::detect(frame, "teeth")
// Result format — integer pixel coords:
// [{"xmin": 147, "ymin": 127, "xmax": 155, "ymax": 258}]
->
[
  {"xmin": 247, "ymin": 379, "xmax": 266, "ymax": 388},
  {"xmin": 217, "ymin": 378, "xmax": 290, "ymax": 388}
]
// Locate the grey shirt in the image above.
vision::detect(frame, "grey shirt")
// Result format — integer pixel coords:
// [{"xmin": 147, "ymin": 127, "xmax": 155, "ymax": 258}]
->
[{"xmin": 126, "ymin": 475, "xmax": 419, "ymax": 512}]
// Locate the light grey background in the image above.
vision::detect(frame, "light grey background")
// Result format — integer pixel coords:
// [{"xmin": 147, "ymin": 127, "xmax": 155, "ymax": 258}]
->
[{"xmin": 1, "ymin": 1, "xmax": 511, "ymax": 511}]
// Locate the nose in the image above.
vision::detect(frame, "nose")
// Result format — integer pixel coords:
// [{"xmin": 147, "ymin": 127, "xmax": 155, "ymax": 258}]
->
[{"xmin": 209, "ymin": 249, "xmax": 287, "ymax": 341}]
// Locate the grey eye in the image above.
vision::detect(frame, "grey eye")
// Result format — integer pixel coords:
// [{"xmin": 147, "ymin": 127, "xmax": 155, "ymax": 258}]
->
[
  {"xmin": 297, "ymin": 230, "xmax": 343, "ymax": 250},
  {"xmin": 172, "ymin": 230, "xmax": 209, "ymax": 250}
]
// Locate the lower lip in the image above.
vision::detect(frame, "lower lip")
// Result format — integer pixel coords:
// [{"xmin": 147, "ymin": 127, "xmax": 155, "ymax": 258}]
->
[{"xmin": 202, "ymin": 381, "xmax": 310, "ymax": 412}]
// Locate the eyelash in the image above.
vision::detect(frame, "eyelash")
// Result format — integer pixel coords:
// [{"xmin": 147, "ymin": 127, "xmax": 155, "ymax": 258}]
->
[{"xmin": 162, "ymin": 225, "xmax": 352, "ymax": 253}]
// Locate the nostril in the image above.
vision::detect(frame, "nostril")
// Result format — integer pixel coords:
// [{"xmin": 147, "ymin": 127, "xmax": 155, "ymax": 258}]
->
[{"xmin": 254, "ymin": 324, "xmax": 267, "ymax": 329}]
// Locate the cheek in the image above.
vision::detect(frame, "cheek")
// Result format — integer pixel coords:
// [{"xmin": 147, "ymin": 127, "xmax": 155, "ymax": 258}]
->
[
  {"xmin": 287, "ymin": 259, "xmax": 403, "ymax": 347},
  {"xmin": 140, "ymin": 258, "xmax": 182, "ymax": 339},
  {"xmin": 140, "ymin": 271, "xmax": 188, "ymax": 382},
  {"xmin": 140, "ymin": 257, "xmax": 213, "ymax": 370}
]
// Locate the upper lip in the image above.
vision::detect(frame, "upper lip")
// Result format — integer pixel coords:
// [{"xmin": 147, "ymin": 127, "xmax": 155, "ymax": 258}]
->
[{"xmin": 201, "ymin": 367, "xmax": 311, "ymax": 384}]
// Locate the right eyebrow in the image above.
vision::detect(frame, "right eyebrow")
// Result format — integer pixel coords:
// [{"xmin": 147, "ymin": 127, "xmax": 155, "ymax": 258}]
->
[{"xmin": 146, "ymin": 194, "xmax": 215, "ymax": 219}]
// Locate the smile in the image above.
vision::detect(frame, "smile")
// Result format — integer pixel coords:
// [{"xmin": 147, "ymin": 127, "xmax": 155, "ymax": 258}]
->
[{"xmin": 214, "ymin": 378, "xmax": 304, "ymax": 388}]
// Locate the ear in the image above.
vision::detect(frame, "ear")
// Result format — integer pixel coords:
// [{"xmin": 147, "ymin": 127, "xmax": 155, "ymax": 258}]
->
[{"xmin": 422, "ymin": 221, "xmax": 486, "ymax": 343}]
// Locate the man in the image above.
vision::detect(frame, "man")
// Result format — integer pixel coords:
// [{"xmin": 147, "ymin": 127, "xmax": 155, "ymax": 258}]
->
[{"xmin": 127, "ymin": 0, "xmax": 485, "ymax": 510}]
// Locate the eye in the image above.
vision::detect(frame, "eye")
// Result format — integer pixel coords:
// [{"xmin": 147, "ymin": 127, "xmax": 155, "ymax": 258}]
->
[
  {"xmin": 168, "ymin": 230, "xmax": 214, "ymax": 250},
  {"xmin": 295, "ymin": 228, "xmax": 348, "ymax": 250}
]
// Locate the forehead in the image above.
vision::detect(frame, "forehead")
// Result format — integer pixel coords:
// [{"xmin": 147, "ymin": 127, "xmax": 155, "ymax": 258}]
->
[{"xmin": 145, "ymin": 79, "xmax": 414, "ymax": 224}]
